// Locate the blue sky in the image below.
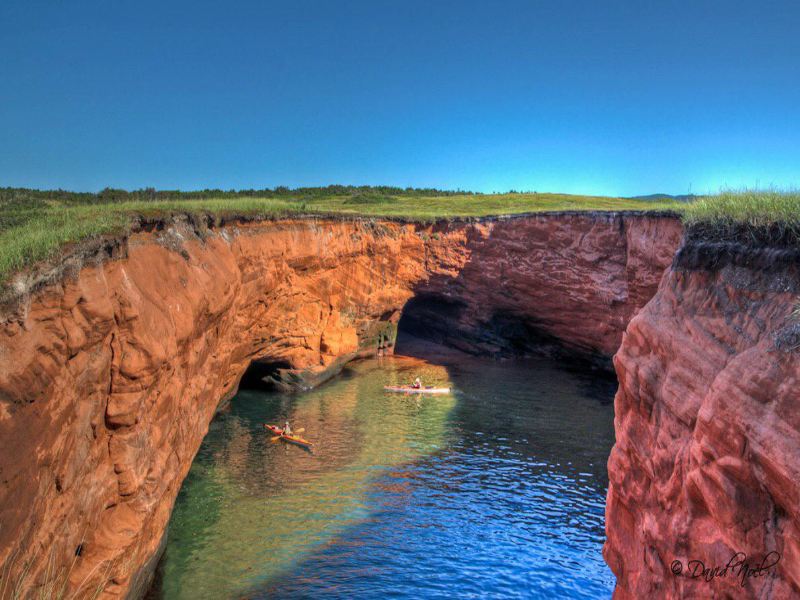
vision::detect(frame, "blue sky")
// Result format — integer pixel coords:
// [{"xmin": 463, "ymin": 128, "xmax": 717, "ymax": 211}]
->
[{"xmin": 1, "ymin": 0, "xmax": 798, "ymax": 196}]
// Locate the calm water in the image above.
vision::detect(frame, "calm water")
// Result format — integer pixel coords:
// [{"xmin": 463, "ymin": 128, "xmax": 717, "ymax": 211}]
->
[{"xmin": 147, "ymin": 354, "xmax": 617, "ymax": 599}]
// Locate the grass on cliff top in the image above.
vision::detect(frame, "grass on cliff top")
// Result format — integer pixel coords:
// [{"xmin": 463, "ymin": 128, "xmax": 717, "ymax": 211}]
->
[
  {"xmin": 2, "ymin": 188, "xmax": 797, "ymax": 286},
  {"xmin": 0, "ymin": 192, "xmax": 678, "ymax": 283},
  {"xmin": 682, "ymin": 189, "xmax": 799, "ymax": 232}
]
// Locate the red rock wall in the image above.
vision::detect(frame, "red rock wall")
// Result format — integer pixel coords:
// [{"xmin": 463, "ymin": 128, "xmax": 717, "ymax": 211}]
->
[
  {"xmin": 410, "ymin": 213, "xmax": 683, "ymax": 361},
  {"xmin": 604, "ymin": 243, "xmax": 799, "ymax": 599},
  {"xmin": 0, "ymin": 213, "xmax": 680, "ymax": 598},
  {"xmin": 0, "ymin": 219, "xmax": 430, "ymax": 598}
]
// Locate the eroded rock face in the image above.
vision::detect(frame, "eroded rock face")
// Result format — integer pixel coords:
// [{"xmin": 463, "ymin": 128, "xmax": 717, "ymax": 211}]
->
[
  {"xmin": 405, "ymin": 214, "xmax": 683, "ymax": 365},
  {"xmin": 0, "ymin": 219, "xmax": 428, "ymax": 598},
  {"xmin": 0, "ymin": 214, "xmax": 680, "ymax": 598},
  {"xmin": 604, "ymin": 243, "xmax": 799, "ymax": 599}
]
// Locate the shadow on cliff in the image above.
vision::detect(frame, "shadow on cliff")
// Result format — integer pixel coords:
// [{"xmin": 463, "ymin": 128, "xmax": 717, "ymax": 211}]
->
[{"xmin": 393, "ymin": 215, "xmax": 677, "ymax": 371}]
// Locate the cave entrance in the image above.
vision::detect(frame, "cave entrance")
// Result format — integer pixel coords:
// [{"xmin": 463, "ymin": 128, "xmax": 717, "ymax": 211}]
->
[
  {"xmin": 395, "ymin": 291, "xmax": 614, "ymax": 374},
  {"xmin": 238, "ymin": 358, "xmax": 293, "ymax": 391},
  {"xmin": 394, "ymin": 293, "xmax": 468, "ymax": 354},
  {"xmin": 395, "ymin": 291, "xmax": 559, "ymax": 358}
]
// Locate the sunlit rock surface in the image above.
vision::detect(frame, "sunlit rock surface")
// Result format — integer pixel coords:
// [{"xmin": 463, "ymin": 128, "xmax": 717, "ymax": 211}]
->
[{"xmin": 0, "ymin": 213, "xmax": 680, "ymax": 597}]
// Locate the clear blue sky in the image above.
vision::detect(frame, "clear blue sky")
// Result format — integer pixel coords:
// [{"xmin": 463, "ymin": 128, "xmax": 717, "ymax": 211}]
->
[{"xmin": 1, "ymin": 0, "xmax": 798, "ymax": 196}]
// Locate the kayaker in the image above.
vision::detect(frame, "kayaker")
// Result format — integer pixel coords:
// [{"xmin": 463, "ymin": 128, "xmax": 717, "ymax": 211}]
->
[
  {"xmin": 282, "ymin": 421, "xmax": 293, "ymax": 436},
  {"xmin": 412, "ymin": 377, "xmax": 421, "ymax": 389}
]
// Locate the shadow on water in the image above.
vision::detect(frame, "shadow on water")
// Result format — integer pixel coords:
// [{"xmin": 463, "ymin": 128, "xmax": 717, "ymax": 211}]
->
[{"xmin": 147, "ymin": 345, "xmax": 617, "ymax": 600}]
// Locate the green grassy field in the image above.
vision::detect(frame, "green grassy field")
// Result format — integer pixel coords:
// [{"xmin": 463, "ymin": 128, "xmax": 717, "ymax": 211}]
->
[
  {"xmin": 0, "ymin": 190, "xmax": 679, "ymax": 283},
  {"xmin": 0, "ymin": 187, "xmax": 796, "ymax": 286},
  {"xmin": 308, "ymin": 192, "xmax": 679, "ymax": 216}
]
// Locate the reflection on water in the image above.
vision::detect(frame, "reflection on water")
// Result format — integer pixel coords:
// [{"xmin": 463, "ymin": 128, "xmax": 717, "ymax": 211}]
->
[{"xmin": 147, "ymin": 354, "xmax": 616, "ymax": 599}]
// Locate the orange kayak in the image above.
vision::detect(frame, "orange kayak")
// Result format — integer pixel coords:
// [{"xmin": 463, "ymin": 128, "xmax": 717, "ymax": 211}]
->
[{"xmin": 265, "ymin": 424, "xmax": 314, "ymax": 448}]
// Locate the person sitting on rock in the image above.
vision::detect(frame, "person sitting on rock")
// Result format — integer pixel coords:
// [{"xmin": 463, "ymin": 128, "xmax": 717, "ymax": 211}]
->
[
  {"xmin": 282, "ymin": 421, "xmax": 293, "ymax": 436},
  {"xmin": 411, "ymin": 378, "xmax": 422, "ymax": 389}
]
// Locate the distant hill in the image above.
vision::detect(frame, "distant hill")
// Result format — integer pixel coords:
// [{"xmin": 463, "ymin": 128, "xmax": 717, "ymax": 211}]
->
[{"xmin": 628, "ymin": 194, "xmax": 698, "ymax": 203}]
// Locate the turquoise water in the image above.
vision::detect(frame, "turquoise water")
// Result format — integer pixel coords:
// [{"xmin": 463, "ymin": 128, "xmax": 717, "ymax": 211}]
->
[{"xmin": 147, "ymin": 354, "xmax": 617, "ymax": 599}]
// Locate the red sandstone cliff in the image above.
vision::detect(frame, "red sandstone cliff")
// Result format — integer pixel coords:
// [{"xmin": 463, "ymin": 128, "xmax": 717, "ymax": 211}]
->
[
  {"xmin": 0, "ymin": 219, "xmax": 428, "ymax": 598},
  {"xmin": 412, "ymin": 214, "xmax": 683, "ymax": 362},
  {"xmin": 0, "ymin": 213, "xmax": 680, "ymax": 598},
  {"xmin": 604, "ymin": 242, "xmax": 799, "ymax": 599}
]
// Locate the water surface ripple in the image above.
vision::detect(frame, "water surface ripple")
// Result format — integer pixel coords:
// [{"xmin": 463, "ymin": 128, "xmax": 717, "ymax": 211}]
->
[{"xmin": 147, "ymin": 355, "xmax": 617, "ymax": 599}]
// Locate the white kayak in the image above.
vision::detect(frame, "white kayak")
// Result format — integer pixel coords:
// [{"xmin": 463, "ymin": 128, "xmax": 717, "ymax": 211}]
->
[{"xmin": 383, "ymin": 386, "xmax": 451, "ymax": 395}]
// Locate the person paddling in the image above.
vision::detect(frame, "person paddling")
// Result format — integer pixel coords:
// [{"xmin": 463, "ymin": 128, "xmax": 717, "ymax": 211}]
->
[
  {"xmin": 282, "ymin": 421, "xmax": 293, "ymax": 436},
  {"xmin": 411, "ymin": 377, "xmax": 422, "ymax": 389}
]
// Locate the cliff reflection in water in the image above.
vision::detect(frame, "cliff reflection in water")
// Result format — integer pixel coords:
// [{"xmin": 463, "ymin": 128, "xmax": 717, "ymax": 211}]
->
[{"xmin": 147, "ymin": 353, "xmax": 616, "ymax": 599}]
